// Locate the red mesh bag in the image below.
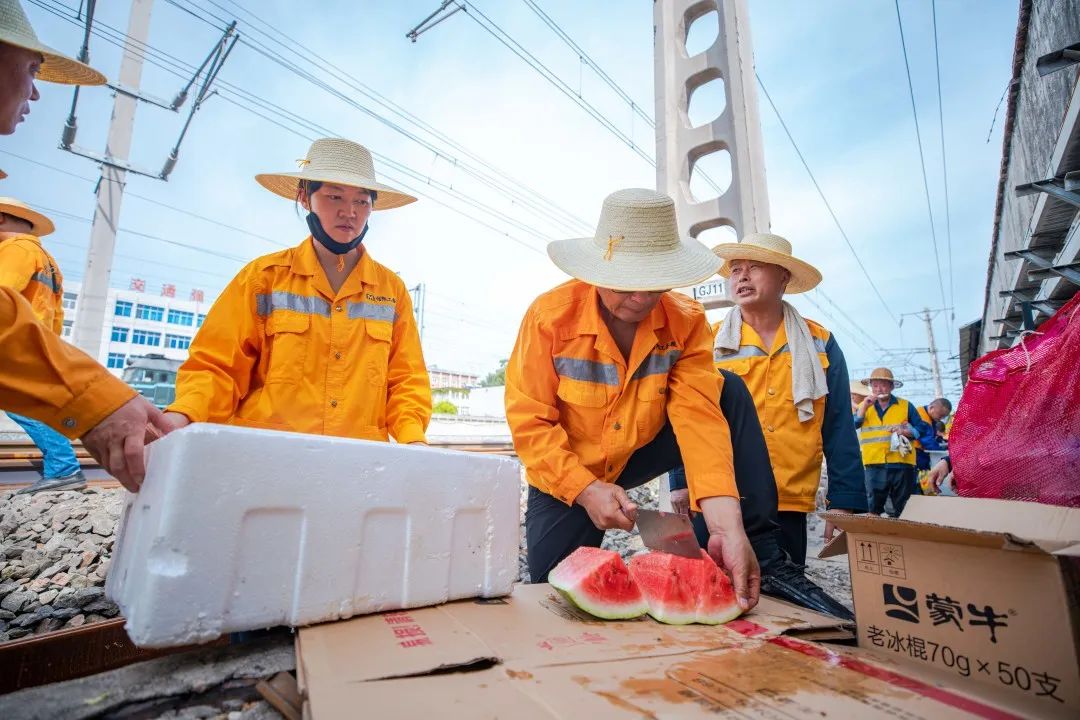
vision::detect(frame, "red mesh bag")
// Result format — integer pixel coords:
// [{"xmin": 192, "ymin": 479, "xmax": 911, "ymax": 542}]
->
[{"xmin": 950, "ymin": 289, "xmax": 1080, "ymax": 506}]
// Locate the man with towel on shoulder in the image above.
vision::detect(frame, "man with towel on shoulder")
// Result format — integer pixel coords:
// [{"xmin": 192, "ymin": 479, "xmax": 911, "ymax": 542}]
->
[{"xmin": 681, "ymin": 234, "xmax": 867, "ymax": 568}]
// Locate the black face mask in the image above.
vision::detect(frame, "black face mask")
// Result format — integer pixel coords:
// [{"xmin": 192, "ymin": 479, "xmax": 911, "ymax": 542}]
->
[{"xmin": 306, "ymin": 212, "xmax": 369, "ymax": 255}]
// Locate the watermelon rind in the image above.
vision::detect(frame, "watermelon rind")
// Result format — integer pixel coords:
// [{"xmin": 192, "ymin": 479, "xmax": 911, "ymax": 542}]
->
[{"xmin": 548, "ymin": 547, "xmax": 648, "ymax": 620}]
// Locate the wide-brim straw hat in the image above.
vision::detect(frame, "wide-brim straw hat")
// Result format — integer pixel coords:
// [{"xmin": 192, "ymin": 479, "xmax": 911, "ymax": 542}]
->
[
  {"xmin": 255, "ymin": 138, "xmax": 416, "ymax": 211},
  {"xmin": 547, "ymin": 188, "xmax": 720, "ymax": 292},
  {"xmin": 849, "ymin": 380, "xmax": 869, "ymax": 397},
  {"xmin": 862, "ymin": 367, "xmax": 903, "ymax": 389},
  {"xmin": 712, "ymin": 233, "xmax": 822, "ymax": 294},
  {"xmin": 0, "ymin": 196, "xmax": 53, "ymax": 235},
  {"xmin": 1, "ymin": 0, "xmax": 106, "ymax": 85}
]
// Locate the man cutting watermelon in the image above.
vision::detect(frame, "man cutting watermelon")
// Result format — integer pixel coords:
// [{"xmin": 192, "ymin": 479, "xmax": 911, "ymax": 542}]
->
[{"xmin": 505, "ymin": 189, "xmax": 853, "ymax": 619}]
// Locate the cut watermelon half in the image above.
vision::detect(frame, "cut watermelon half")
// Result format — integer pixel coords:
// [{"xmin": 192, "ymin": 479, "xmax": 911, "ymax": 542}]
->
[
  {"xmin": 548, "ymin": 547, "xmax": 648, "ymax": 619},
  {"xmin": 628, "ymin": 551, "xmax": 743, "ymax": 625}
]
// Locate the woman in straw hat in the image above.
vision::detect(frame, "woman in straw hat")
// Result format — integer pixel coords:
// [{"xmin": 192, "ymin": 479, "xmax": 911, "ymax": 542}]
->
[
  {"xmin": 507, "ymin": 188, "xmax": 845, "ymax": 615},
  {"xmin": 163, "ymin": 138, "xmax": 432, "ymax": 443},
  {"xmin": 0, "ymin": 0, "xmax": 173, "ymax": 492}
]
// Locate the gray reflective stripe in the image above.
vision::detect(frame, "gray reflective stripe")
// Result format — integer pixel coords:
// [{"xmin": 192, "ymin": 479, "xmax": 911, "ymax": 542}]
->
[
  {"xmin": 348, "ymin": 301, "xmax": 396, "ymax": 323},
  {"xmin": 773, "ymin": 337, "xmax": 828, "ymax": 355},
  {"xmin": 859, "ymin": 436, "xmax": 891, "ymax": 445},
  {"xmin": 255, "ymin": 292, "xmax": 331, "ymax": 317},
  {"xmin": 715, "ymin": 345, "xmax": 768, "ymax": 361},
  {"xmin": 32, "ymin": 271, "xmax": 59, "ymax": 293},
  {"xmin": 554, "ymin": 357, "xmax": 619, "ymax": 386},
  {"xmin": 632, "ymin": 350, "xmax": 681, "ymax": 379}
]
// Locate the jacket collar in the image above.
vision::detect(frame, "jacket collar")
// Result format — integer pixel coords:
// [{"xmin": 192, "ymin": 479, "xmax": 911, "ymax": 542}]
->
[{"xmin": 290, "ymin": 236, "xmax": 378, "ymax": 300}]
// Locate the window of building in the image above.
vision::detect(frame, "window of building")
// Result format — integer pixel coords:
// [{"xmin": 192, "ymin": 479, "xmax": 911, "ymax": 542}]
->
[
  {"xmin": 114, "ymin": 300, "xmax": 133, "ymax": 317},
  {"xmin": 167, "ymin": 309, "xmax": 194, "ymax": 326},
  {"xmin": 62, "ymin": 292, "xmax": 77, "ymax": 310},
  {"xmin": 107, "ymin": 353, "xmax": 126, "ymax": 369},
  {"xmin": 62, "ymin": 320, "xmax": 73, "ymax": 338},
  {"xmin": 136, "ymin": 304, "xmax": 164, "ymax": 321},
  {"xmin": 197, "ymin": 313, "xmax": 207, "ymax": 327},
  {"xmin": 110, "ymin": 326, "xmax": 129, "ymax": 343},
  {"xmin": 165, "ymin": 333, "xmax": 191, "ymax": 350},
  {"xmin": 131, "ymin": 329, "xmax": 161, "ymax": 346}
]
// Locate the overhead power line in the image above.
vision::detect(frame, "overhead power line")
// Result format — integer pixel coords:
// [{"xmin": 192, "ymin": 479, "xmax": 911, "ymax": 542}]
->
[
  {"xmin": 894, "ymin": 0, "xmax": 948, "ymax": 311},
  {"xmin": 931, "ymin": 0, "xmax": 956, "ymax": 340},
  {"xmin": 755, "ymin": 75, "xmax": 900, "ymax": 332}
]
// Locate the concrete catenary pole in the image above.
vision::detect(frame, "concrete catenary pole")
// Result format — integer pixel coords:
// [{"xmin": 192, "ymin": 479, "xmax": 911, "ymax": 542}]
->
[
  {"xmin": 72, "ymin": 0, "xmax": 154, "ymax": 358},
  {"xmin": 654, "ymin": 0, "xmax": 770, "ymax": 311},
  {"xmin": 922, "ymin": 308, "xmax": 945, "ymax": 399}
]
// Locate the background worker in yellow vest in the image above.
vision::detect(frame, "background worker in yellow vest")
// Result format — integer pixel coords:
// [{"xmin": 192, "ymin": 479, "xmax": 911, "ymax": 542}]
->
[
  {"xmin": 914, "ymin": 397, "xmax": 951, "ymax": 471},
  {"xmin": 0, "ymin": 199, "xmax": 86, "ymax": 494},
  {"xmin": 855, "ymin": 367, "xmax": 933, "ymax": 516},
  {"xmin": 672, "ymin": 234, "xmax": 866, "ymax": 581}
]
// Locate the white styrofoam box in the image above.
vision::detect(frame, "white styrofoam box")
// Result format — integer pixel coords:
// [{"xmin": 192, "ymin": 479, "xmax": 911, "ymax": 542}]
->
[{"xmin": 106, "ymin": 423, "xmax": 521, "ymax": 647}]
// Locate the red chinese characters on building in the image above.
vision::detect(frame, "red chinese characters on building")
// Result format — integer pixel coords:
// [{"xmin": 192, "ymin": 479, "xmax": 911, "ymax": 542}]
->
[
  {"xmin": 129, "ymin": 277, "xmax": 146, "ymax": 292},
  {"xmin": 161, "ymin": 284, "xmax": 176, "ymax": 298}
]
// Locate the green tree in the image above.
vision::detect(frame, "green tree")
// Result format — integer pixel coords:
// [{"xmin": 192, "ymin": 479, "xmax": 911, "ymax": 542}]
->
[
  {"xmin": 433, "ymin": 400, "xmax": 458, "ymax": 415},
  {"xmin": 481, "ymin": 358, "xmax": 508, "ymax": 387}
]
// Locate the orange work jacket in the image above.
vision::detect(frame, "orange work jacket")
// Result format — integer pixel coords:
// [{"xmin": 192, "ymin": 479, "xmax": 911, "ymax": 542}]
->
[{"xmin": 0, "ymin": 233, "xmax": 64, "ymax": 334}]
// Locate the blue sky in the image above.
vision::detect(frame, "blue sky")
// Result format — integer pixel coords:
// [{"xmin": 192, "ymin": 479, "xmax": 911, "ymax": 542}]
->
[{"xmin": 8, "ymin": 0, "xmax": 1018, "ymax": 402}]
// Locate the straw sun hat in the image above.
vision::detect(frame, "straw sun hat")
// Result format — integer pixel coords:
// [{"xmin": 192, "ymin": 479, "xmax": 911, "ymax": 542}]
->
[
  {"xmin": 255, "ymin": 138, "xmax": 417, "ymax": 211},
  {"xmin": 547, "ymin": 188, "xmax": 720, "ymax": 292},
  {"xmin": 0, "ymin": 196, "xmax": 53, "ymax": 236},
  {"xmin": 1, "ymin": 0, "xmax": 105, "ymax": 85},
  {"xmin": 712, "ymin": 233, "xmax": 822, "ymax": 294},
  {"xmin": 849, "ymin": 380, "xmax": 869, "ymax": 397},
  {"xmin": 862, "ymin": 367, "xmax": 903, "ymax": 389}
]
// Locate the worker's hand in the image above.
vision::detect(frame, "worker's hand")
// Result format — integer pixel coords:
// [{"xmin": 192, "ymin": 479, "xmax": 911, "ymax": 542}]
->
[
  {"xmin": 699, "ymin": 496, "xmax": 760, "ymax": 611},
  {"xmin": 927, "ymin": 459, "xmax": 951, "ymax": 494},
  {"xmin": 669, "ymin": 488, "xmax": 691, "ymax": 516},
  {"xmin": 856, "ymin": 395, "xmax": 874, "ymax": 415},
  {"xmin": 575, "ymin": 480, "xmax": 637, "ymax": 531},
  {"xmin": 823, "ymin": 509, "xmax": 852, "ymax": 541},
  {"xmin": 161, "ymin": 411, "xmax": 191, "ymax": 431},
  {"xmin": 82, "ymin": 397, "xmax": 173, "ymax": 493}
]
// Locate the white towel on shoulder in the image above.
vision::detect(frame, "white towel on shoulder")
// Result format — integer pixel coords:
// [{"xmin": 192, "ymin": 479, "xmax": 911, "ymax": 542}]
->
[{"xmin": 714, "ymin": 301, "xmax": 829, "ymax": 422}]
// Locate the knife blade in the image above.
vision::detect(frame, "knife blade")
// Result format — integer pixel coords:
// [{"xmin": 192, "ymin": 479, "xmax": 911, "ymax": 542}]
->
[{"xmin": 635, "ymin": 508, "xmax": 701, "ymax": 559}]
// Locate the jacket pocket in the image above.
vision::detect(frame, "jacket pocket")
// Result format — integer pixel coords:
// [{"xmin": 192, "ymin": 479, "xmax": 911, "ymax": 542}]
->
[
  {"xmin": 635, "ymin": 380, "xmax": 668, "ymax": 436},
  {"xmin": 717, "ymin": 358, "xmax": 751, "ymax": 376},
  {"xmin": 556, "ymin": 379, "xmax": 608, "ymax": 439},
  {"xmin": 364, "ymin": 320, "xmax": 393, "ymax": 388},
  {"xmin": 264, "ymin": 312, "xmax": 310, "ymax": 384}
]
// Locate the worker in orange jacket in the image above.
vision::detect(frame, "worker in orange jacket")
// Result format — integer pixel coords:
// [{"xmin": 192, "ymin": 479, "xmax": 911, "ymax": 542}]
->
[
  {"xmin": 508, "ymin": 189, "xmax": 854, "ymax": 619},
  {"xmin": 0, "ymin": 0, "xmax": 171, "ymax": 491},
  {"xmin": 164, "ymin": 139, "xmax": 432, "ymax": 443},
  {"xmin": 0, "ymin": 199, "xmax": 88, "ymax": 493}
]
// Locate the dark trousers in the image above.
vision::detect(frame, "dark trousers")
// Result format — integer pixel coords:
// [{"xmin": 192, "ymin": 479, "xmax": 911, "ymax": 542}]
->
[
  {"xmin": 776, "ymin": 511, "xmax": 809, "ymax": 568},
  {"xmin": 866, "ymin": 465, "xmax": 917, "ymax": 517},
  {"xmin": 525, "ymin": 370, "xmax": 780, "ymax": 584}
]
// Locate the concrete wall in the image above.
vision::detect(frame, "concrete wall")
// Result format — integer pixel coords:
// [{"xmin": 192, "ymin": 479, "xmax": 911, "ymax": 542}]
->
[{"xmin": 979, "ymin": 0, "xmax": 1080, "ymax": 354}]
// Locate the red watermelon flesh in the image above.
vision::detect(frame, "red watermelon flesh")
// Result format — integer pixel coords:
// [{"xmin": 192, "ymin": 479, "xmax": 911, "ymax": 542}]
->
[
  {"xmin": 696, "ymin": 554, "xmax": 743, "ymax": 624},
  {"xmin": 628, "ymin": 551, "xmax": 743, "ymax": 625},
  {"xmin": 548, "ymin": 547, "xmax": 648, "ymax": 619}
]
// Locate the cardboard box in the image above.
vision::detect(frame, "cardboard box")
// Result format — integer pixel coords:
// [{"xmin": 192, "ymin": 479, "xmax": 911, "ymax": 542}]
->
[
  {"xmin": 823, "ymin": 496, "xmax": 1080, "ymax": 719},
  {"xmin": 297, "ymin": 583, "xmax": 1027, "ymax": 718}
]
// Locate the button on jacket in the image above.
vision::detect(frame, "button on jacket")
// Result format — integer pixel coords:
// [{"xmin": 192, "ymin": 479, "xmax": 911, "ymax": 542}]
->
[
  {"xmin": 713, "ymin": 319, "xmax": 866, "ymax": 513},
  {"xmin": 169, "ymin": 238, "xmax": 431, "ymax": 443},
  {"xmin": 505, "ymin": 280, "xmax": 738, "ymax": 510},
  {"xmin": 0, "ymin": 233, "xmax": 64, "ymax": 334}
]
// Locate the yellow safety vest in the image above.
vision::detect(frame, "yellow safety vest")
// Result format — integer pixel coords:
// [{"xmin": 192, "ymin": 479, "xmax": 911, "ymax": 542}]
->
[
  {"xmin": 860, "ymin": 397, "xmax": 915, "ymax": 466},
  {"xmin": 913, "ymin": 405, "xmax": 932, "ymax": 451}
]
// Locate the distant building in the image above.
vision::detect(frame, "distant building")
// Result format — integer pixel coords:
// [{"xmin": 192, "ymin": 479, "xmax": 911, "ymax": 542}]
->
[
  {"xmin": 62, "ymin": 281, "xmax": 214, "ymax": 377},
  {"xmin": 427, "ymin": 366, "xmax": 480, "ymax": 389},
  {"xmin": 970, "ymin": 0, "xmax": 1080, "ymax": 377}
]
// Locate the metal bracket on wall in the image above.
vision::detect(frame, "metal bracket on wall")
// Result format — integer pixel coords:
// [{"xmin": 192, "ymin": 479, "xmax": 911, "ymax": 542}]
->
[
  {"xmin": 1036, "ymin": 42, "xmax": 1080, "ymax": 76},
  {"xmin": 1003, "ymin": 248, "xmax": 1080, "ymax": 287},
  {"xmin": 1015, "ymin": 172, "xmax": 1080, "ymax": 208}
]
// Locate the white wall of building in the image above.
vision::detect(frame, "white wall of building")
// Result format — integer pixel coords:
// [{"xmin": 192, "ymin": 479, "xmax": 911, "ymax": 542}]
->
[{"xmin": 63, "ymin": 282, "xmax": 215, "ymax": 377}]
